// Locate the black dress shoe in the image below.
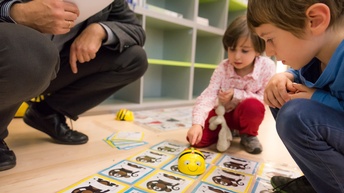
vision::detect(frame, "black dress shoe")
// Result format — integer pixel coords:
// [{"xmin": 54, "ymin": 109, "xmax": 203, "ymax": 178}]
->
[
  {"xmin": 0, "ymin": 139, "xmax": 16, "ymax": 171},
  {"xmin": 23, "ymin": 105, "xmax": 88, "ymax": 145}
]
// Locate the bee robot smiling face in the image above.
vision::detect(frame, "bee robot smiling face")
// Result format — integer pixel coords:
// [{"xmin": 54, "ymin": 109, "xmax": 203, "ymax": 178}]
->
[{"xmin": 178, "ymin": 147, "xmax": 206, "ymax": 176}]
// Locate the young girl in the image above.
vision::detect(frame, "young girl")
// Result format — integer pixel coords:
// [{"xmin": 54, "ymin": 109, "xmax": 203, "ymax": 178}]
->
[{"xmin": 187, "ymin": 15, "xmax": 275, "ymax": 154}]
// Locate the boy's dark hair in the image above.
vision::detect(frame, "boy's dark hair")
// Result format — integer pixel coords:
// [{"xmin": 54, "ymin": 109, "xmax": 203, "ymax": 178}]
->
[
  {"xmin": 247, "ymin": 0, "xmax": 344, "ymax": 38},
  {"xmin": 222, "ymin": 15, "xmax": 265, "ymax": 55}
]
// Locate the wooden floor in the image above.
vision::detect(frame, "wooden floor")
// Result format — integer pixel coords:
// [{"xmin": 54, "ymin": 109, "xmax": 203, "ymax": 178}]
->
[{"xmin": 0, "ymin": 106, "xmax": 297, "ymax": 193}]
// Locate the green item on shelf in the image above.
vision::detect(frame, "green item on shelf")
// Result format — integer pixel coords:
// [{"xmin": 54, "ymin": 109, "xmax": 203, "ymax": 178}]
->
[
  {"xmin": 200, "ymin": 0, "xmax": 247, "ymax": 11},
  {"xmin": 229, "ymin": 0, "xmax": 247, "ymax": 11}
]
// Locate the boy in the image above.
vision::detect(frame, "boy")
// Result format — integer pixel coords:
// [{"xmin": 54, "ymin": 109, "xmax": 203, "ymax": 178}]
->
[{"xmin": 247, "ymin": 1, "xmax": 344, "ymax": 193}]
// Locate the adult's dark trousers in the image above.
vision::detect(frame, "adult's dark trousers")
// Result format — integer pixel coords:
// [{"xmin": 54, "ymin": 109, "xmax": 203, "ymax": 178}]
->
[
  {"xmin": 42, "ymin": 42, "xmax": 148, "ymax": 120},
  {"xmin": 0, "ymin": 23, "xmax": 59, "ymax": 140}
]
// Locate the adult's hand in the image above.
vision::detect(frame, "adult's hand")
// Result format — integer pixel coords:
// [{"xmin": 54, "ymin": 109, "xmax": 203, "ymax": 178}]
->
[
  {"xmin": 10, "ymin": 0, "xmax": 79, "ymax": 34},
  {"xmin": 69, "ymin": 23, "xmax": 107, "ymax": 73}
]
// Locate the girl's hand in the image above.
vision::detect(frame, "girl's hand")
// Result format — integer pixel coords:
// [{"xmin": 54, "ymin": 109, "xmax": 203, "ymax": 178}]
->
[
  {"xmin": 187, "ymin": 124, "xmax": 203, "ymax": 146},
  {"xmin": 219, "ymin": 88, "xmax": 235, "ymax": 111},
  {"xmin": 218, "ymin": 88, "xmax": 234, "ymax": 105}
]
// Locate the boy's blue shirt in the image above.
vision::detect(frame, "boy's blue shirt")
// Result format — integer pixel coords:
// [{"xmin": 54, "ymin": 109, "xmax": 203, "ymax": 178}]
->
[{"xmin": 287, "ymin": 40, "xmax": 344, "ymax": 112}]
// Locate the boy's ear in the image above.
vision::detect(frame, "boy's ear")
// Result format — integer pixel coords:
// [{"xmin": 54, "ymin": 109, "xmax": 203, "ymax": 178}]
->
[{"xmin": 306, "ymin": 3, "xmax": 331, "ymax": 35}]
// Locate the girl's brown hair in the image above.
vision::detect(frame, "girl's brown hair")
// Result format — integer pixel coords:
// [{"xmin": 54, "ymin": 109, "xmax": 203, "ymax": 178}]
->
[
  {"xmin": 223, "ymin": 15, "xmax": 265, "ymax": 55},
  {"xmin": 247, "ymin": 0, "xmax": 344, "ymax": 38}
]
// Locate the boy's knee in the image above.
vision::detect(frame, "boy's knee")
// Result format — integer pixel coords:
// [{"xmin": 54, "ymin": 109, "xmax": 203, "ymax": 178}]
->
[{"xmin": 276, "ymin": 99, "xmax": 307, "ymax": 139}]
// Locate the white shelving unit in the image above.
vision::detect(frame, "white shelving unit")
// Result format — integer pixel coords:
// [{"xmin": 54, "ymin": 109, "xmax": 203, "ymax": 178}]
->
[{"xmin": 89, "ymin": 0, "xmax": 247, "ymax": 115}]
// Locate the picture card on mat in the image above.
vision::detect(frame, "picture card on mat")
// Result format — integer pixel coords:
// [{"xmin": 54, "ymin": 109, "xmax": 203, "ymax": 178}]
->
[
  {"xmin": 216, "ymin": 154, "xmax": 259, "ymax": 175},
  {"xmin": 135, "ymin": 170, "xmax": 194, "ymax": 193},
  {"xmin": 202, "ymin": 166, "xmax": 254, "ymax": 193},
  {"xmin": 98, "ymin": 160, "xmax": 154, "ymax": 185},
  {"xmin": 192, "ymin": 181, "xmax": 236, "ymax": 193},
  {"xmin": 199, "ymin": 149, "xmax": 222, "ymax": 164},
  {"xmin": 150, "ymin": 140, "xmax": 189, "ymax": 155},
  {"xmin": 124, "ymin": 187, "xmax": 147, "ymax": 193},
  {"xmin": 128, "ymin": 149, "xmax": 174, "ymax": 168},
  {"xmin": 251, "ymin": 177, "xmax": 274, "ymax": 193},
  {"xmin": 257, "ymin": 162, "xmax": 302, "ymax": 180},
  {"xmin": 57, "ymin": 174, "xmax": 130, "ymax": 193}
]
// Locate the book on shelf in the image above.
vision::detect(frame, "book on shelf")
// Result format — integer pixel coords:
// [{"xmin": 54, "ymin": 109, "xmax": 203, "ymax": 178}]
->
[
  {"xmin": 196, "ymin": 16, "xmax": 209, "ymax": 26},
  {"xmin": 126, "ymin": 0, "xmax": 143, "ymax": 10},
  {"xmin": 145, "ymin": 4, "xmax": 183, "ymax": 19}
]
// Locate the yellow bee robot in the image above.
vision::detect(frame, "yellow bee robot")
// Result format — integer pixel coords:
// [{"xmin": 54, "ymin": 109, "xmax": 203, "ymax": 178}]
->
[
  {"xmin": 178, "ymin": 147, "xmax": 206, "ymax": 176},
  {"xmin": 115, "ymin": 108, "xmax": 134, "ymax": 121}
]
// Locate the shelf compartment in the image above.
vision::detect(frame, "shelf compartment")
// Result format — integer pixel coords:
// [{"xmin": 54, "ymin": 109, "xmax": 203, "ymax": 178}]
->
[
  {"xmin": 109, "ymin": 79, "xmax": 142, "ymax": 103},
  {"xmin": 145, "ymin": 0, "xmax": 196, "ymax": 21},
  {"xmin": 145, "ymin": 17, "xmax": 193, "ymax": 62},
  {"xmin": 195, "ymin": 31, "xmax": 224, "ymax": 65},
  {"xmin": 197, "ymin": 25, "xmax": 225, "ymax": 36},
  {"xmin": 143, "ymin": 64, "xmax": 191, "ymax": 100},
  {"xmin": 198, "ymin": 0, "xmax": 228, "ymax": 29},
  {"xmin": 192, "ymin": 68, "xmax": 214, "ymax": 97}
]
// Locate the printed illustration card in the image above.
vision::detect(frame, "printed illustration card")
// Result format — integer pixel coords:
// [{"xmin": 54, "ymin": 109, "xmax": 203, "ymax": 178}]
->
[
  {"xmin": 128, "ymin": 149, "xmax": 174, "ymax": 168},
  {"xmin": 202, "ymin": 166, "xmax": 254, "ymax": 193},
  {"xmin": 216, "ymin": 154, "xmax": 259, "ymax": 175},
  {"xmin": 198, "ymin": 149, "xmax": 222, "ymax": 164},
  {"xmin": 98, "ymin": 160, "xmax": 154, "ymax": 185},
  {"xmin": 104, "ymin": 131, "xmax": 147, "ymax": 150},
  {"xmin": 161, "ymin": 157, "xmax": 210, "ymax": 179},
  {"xmin": 124, "ymin": 187, "xmax": 147, "ymax": 193},
  {"xmin": 150, "ymin": 140, "xmax": 189, "ymax": 155},
  {"xmin": 107, "ymin": 131, "xmax": 145, "ymax": 141},
  {"xmin": 192, "ymin": 182, "xmax": 236, "ymax": 193},
  {"xmin": 257, "ymin": 162, "xmax": 302, "ymax": 180},
  {"xmin": 114, "ymin": 141, "xmax": 148, "ymax": 150},
  {"xmin": 135, "ymin": 170, "xmax": 194, "ymax": 193},
  {"xmin": 134, "ymin": 107, "xmax": 192, "ymax": 131},
  {"xmin": 251, "ymin": 177, "xmax": 274, "ymax": 193},
  {"xmin": 57, "ymin": 174, "xmax": 130, "ymax": 193}
]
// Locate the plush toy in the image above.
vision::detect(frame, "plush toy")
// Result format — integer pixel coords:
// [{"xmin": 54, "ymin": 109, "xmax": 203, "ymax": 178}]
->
[{"xmin": 208, "ymin": 103, "xmax": 233, "ymax": 152}]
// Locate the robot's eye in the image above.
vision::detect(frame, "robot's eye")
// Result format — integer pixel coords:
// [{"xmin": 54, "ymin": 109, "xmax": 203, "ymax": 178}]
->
[
  {"xmin": 196, "ymin": 161, "xmax": 201, "ymax": 166},
  {"xmin": 184, "ymin": 160, "xmax": 190, "ymax": 165}
]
